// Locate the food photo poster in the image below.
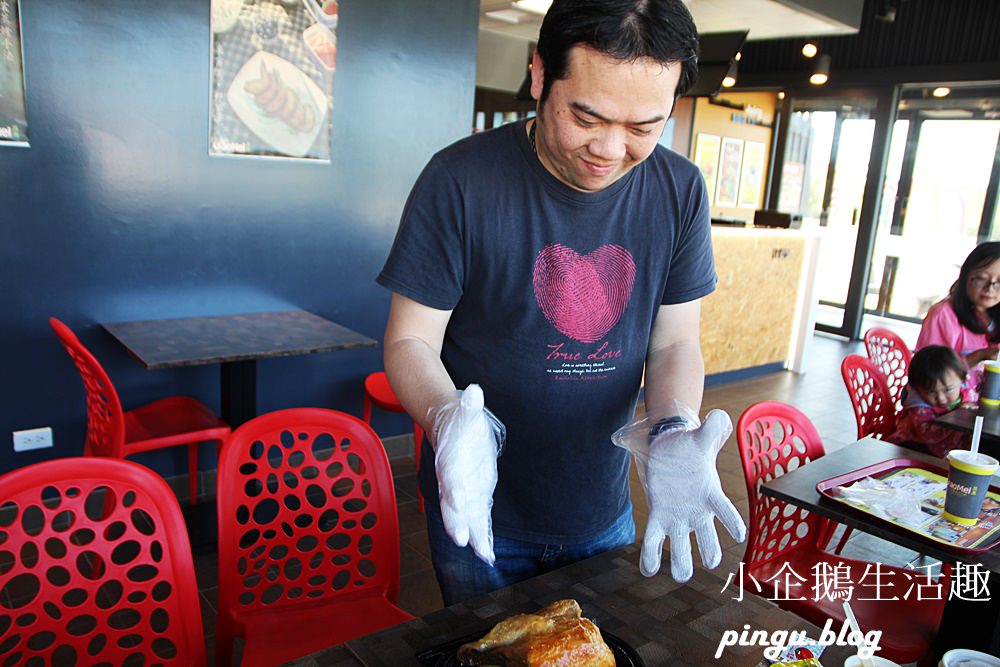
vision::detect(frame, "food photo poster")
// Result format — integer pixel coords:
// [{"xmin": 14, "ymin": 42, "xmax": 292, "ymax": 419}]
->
[
  {"xmin": 0, "ymin": 0, "xmax": 29, "ymax": 147},
  {"xmin": 693, "ymin": 133, "xmax": 721, "ymax": 203},
  {"xmin": 715, "ymin": 136, "xmax": 744, "ymax": 209},
  {"xmin": 738, "ymin": 140, "xmax": 766, "ymax": 209},
  {"xmin": 209, "ymin": 0, "xmax": 338, "ymax": 161}
]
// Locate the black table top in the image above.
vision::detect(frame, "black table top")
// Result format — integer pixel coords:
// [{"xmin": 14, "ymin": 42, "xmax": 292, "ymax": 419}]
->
[
  {"xmin": 287, "ymin": 543, "xmax": 854, "ymax": 667},
  {"xmin": 761, "ymin": 438, "xmax": 1000, "ymax": 574},
  {"xmin": 935, "ymin": 406, "xmax": 1000, "ymax": 454},
  {"xmin": 102, "ymin": 310, "xmax": 377, "ymax": 369}
]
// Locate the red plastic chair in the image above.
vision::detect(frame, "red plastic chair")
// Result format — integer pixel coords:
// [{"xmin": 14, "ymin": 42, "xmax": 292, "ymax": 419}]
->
[
  {"xmin": 842, "ymin": 353, "xmax": 898, "ymax": 440},
  {"xmin": 0, "ymin": 458, "xmax": 205, "ymax": 665},
  {"xmin": 864, "ymin": 327, "xmax": 912, "ymax": 411},
  {"xmin": 363, "ymin": 371, "xmax": 425, "ymax": 511},
  {"xmin": 216, "ymin": 408, "xmax": 415, "ymax": 667},
  {"xmin": 50, "ymin": 317, "xmax": 230, "ymax": 505},
  {"xmin": 737, "ymin": 401, "xmax": 947, "ymax": 664}
]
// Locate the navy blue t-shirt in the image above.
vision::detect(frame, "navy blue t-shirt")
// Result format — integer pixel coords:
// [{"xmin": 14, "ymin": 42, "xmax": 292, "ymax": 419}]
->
[{"xmin": 377, "ymin": 120, "xmax": 715, "ymax": 543}]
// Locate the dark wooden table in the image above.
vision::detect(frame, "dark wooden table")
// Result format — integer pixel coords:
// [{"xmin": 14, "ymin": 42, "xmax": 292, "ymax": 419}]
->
[
  {"xmin": 934, "ymin": 406, "xmax": 1000, "ymax": 458},
  {"xmin": 103, "ymin": 310, "xmax": 376, "ymax": 427},
  {"xmin": 761, "ymin": 438, "xmax": 1000, "ymax": 659},
  {"xmin": 286, "ymin": 543, "xmax": 855, "ymax": 666}
]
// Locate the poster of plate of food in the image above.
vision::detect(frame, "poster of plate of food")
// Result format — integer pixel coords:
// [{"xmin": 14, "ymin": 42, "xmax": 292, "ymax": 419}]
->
[
  {"xmin": 226, "ymin": 50, "xmax": 327, "ymax": 157},
  {"xmin": 209, "ymin": 0, "xmax": 334, "ymax": 161}
]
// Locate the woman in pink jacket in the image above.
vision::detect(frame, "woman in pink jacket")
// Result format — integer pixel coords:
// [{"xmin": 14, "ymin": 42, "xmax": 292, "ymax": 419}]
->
[{"xmin": 917, "ymin": 242, "xmax": 1000, "ymax": 391}]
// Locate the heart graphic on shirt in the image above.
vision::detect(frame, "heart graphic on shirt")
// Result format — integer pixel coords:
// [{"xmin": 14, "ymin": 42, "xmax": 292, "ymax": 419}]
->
[{"xmin": 533, "ymin": 244, "xmax": 636, "ymax": 343}]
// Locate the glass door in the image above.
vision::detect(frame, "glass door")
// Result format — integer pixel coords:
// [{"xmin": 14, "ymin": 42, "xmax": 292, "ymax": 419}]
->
[
  {"xmin": 776, "ymin": 98, "xmax": 878, "ymax": 332},
  {"xmin": 867, "ymin": 87, "xmax": 1000, "ymax": 322}
]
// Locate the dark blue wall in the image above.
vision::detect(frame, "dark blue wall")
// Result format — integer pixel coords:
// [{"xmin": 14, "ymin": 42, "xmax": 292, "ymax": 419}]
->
[{"xmin": 0, "ymin": 0, "xmax": 478, "ymax": 475}]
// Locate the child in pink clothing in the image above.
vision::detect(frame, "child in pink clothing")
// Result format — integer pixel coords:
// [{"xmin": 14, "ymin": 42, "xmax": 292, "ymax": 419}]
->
[{"xmin": 888, "ymin": 345, "xmax": 975, "ymax": 458}]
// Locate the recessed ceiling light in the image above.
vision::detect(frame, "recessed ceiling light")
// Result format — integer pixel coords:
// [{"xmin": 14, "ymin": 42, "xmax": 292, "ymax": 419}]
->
[
  {"xmin": 777, "ymin": 91, "xmax": 786, "ymax": 99},
  {"xmin": 512, "ymin": 0, "xmax": 551, "ymax": 15},
  {"xmin": 932, "ymin": 87, "xmax": 951, "ymax": 98},
  {"xmin": 801, "ymin": 43, "xmax": 818, "ymax": 58}
]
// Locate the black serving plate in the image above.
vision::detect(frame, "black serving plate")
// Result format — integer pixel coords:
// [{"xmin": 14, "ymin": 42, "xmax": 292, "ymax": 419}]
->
[{"xmin": 415, "ymin": 629, "xmax": 644, "ymax": 666}]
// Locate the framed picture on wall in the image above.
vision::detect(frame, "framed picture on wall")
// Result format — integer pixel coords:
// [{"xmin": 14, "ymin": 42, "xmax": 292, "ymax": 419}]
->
[
  {"xmin": 208, "ymin": 0, "xmax": 337, "ymax": 161},
  {"xmin": 715, "ymin": 137, "xmax": 744, "ymax": 208},
  {"xmin": 692, "ymin": 133, "xmax": 721, "ymax": 203},
  {"xmin": 0, "ymin": 0, "xmax": 30, "ymax": 147},
  {"xmin": 737, "ymin": 141, "xmax": 766, "ymax": 209}
]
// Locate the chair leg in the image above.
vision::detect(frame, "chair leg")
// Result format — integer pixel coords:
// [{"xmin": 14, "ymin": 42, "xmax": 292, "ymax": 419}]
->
[
  {"xmin": 414, "ymin": 422, "xmax": 424, "ymax": 513},
  {"xmin": 216, "ymin": 622, "xmax": 236, "ymax": 667},
  {"xmin": 188, "ymin": 443, "xmax": 199, "ymax": 505},
  {"xmin": 832, "ymin": 527, "xmax": 853, "ymax": 555},
  {"xmin": 362, "ymin": 394, "xmax": 372, "ymax": 424}
]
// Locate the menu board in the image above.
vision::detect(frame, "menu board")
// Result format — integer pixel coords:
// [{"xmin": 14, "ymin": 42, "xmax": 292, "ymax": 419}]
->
[
  {"xmin": 0, "ymin": 0, "xmax": 28, "ymax": 147},
  {"xmin": 209, "ymin": 0, "xmax": 337, "ymax": 161}
]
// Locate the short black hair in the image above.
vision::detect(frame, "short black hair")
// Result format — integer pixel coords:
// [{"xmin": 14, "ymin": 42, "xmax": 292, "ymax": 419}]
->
[
  {"xmin": 950, "ymin": 241, "xmax": 1000, "ymax": 344},
  {"xmin": 909, "ymin": 345, "xmax": 967, "ymax": 393},
  {"xmin": 535, "ymin": 0, "xmax": 700, "ymax": 104}
]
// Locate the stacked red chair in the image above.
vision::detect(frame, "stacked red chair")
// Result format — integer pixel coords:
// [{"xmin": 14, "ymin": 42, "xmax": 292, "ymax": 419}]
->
[
  {"xmin": 215, "ymin": 408, "xmax": 414, "ymax": 666},
  {"xmin": 50, "ymin": 317, "xmax": 230, "ymax": 505},
  {"xmin": 842, "ymin": 353, "xmax": 898, "ymax": 440},
  {"xmin": 0, "ymin": 458, "xmax": 206, "ymax": 665},
  {"xmin": 864, "ymin": 326, "xmax": 913, "ymax": 412},
  {"xmin": 737, "ymin": 401, "xmax": 948, "ymax": 664}
]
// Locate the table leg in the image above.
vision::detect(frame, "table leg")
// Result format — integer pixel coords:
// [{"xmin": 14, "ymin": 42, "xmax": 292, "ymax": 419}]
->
[{"xmin": 221, "ymin": 359, "xmax": 257, "ymax": 427}]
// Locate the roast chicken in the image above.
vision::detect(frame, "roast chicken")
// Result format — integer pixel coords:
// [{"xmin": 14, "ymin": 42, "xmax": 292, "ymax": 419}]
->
[{"xmin": 457, "ymin": 599, "xmax": 615, "ymax": 666}]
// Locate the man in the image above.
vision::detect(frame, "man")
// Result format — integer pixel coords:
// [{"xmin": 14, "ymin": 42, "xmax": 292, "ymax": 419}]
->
[{"xmin": 377, "ymin": 0, "xmax": 743, "ymax": 605}]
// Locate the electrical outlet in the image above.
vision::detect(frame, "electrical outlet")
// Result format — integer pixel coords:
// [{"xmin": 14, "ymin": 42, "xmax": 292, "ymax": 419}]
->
[{"xmin": 13, "ymin": 427, "xmax": 53, "ymax": 452}]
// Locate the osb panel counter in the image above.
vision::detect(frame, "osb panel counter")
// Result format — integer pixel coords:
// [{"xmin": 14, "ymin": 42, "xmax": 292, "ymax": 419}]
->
[{"xmin": 702, "ymin": 227, "xmax": 817, "ymax": 378}]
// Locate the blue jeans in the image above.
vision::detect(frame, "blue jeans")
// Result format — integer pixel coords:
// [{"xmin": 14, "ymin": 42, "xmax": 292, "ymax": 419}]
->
[{"xmin": 425, "ymin": 504, "xmax": 636, "ymax": 606}]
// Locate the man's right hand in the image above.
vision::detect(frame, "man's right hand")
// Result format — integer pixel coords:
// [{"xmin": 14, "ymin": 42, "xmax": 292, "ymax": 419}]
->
[{"xmin": 429, "ymin": 384, "xmax": 505, "ymax": 566}]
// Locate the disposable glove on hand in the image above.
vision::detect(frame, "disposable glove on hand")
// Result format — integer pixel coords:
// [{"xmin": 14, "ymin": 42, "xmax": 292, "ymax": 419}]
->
[
  {"xmin": 612, "ymin": 403, "xmax": 746, "ymax": 582},
  {"xmin": 428, "ymin": 384, "xmax": 505, "ymax": 566}
]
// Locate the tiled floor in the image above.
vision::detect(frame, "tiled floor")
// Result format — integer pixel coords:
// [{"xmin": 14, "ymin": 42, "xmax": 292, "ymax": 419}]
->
[{"xmin": 195, "ymin": 328, "xmax": 927, "ymax": 662}]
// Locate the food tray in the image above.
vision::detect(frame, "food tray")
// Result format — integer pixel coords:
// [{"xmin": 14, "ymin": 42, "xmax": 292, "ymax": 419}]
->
[
  {"xmin": 415, "ymin": 629, "xmax": 644, "ymax": 666},
  {"xmin": 816, "ymin": 457, "xmax": 1000, "ymax": 553}
]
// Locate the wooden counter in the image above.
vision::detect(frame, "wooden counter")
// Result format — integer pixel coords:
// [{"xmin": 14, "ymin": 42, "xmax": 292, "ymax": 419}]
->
[{"xmin": 702, "ymin": 226, "xmax": 818, "ymax": 379}]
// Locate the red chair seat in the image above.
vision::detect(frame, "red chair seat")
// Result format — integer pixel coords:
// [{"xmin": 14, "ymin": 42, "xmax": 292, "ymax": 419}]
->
[
  {"xmin": 124, "ymin": 396, "xmax": 230, "ymax": 452},
  {"xmin": 749, "ymin": 551, "xmax": 945, "ymax": 660},
  {"xmin": 238, "ymin": 595, "xmax": 415, "ymax": 666}
]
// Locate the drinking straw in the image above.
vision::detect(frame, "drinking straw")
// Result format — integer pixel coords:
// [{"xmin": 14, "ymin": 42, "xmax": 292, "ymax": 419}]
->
[
  {"xmin": 971, "ymin": 414, "xmax": 984, "ymax": 458},
  {"xmin": 841, "ymin": 601, "xmax": 874, "ymax": 667}
]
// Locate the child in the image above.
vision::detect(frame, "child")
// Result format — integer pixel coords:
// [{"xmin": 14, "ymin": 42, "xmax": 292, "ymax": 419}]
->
[{"xmin": 887, "ymin": 345, "xmax": 976, "ymax": 458}]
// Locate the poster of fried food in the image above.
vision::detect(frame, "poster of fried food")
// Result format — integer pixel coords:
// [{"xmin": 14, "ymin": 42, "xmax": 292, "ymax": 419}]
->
[
  {"xmin": 209, "ymin": 0, "xmax": 337, "ymax": 161},
  {"xmin": 0, "ymin": 0, "xmax": 29, "ymax": 147}
]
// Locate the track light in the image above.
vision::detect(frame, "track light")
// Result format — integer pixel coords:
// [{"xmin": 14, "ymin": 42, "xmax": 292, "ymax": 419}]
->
[
  {"xmin": 933, "ymin": 87, "xmax": 951, "ymax": 98},
  {"xmin": 722, "ymin": 61, "xmax": 737, "ymax": 88},
  {"xmin": 801, "ymin": 42, "xmax": 818, "ymax": 58},
  {"xmin": 809, "ymin": 54, "xmax": 830, "ymax": 85}
]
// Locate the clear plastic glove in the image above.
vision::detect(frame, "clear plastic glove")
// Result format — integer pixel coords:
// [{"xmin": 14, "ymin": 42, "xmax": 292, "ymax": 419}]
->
[
  {"xmin": 612, "ymin": 402, "xmax": 746, "ymax": 582},
  {"xmin": 428, "ymin": 384, "xmax": 505, "ymax": 566}
]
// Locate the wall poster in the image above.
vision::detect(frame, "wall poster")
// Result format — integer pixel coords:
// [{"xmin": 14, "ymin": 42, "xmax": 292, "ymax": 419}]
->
[
  {"xmin": 209, "ymin": 0, "xmax": 338, "ymax": 161},
  {"xmin": 737, "ymin": 140, "xmax": 766, "ymax": 209},
  {"xmin": 715, "ymin": 137, "xmax": 744, "ymax": 208},
  {"xmin": 692, "ymin": 133, "xmax": 721, "ymax": 203},
  {"xmin": 0, "ymin": 0, "xmax": 29, "ymax": 147}
]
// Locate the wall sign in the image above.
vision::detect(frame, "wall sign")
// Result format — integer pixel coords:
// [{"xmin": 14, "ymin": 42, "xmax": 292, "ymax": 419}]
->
[
  {"xmin": 693, "ymin": 133, "xmax": 721, "ymax": 203},
  {"xmin": 209, "ymin": 0, "xmax": 338, "ymax": 161},
  {"xmin": 715, "ymin": 137, "xmax": 744, "ymax": 208},
  {"xmin": 0, "ymin": 0, "xmax": 28, "ymax": 147},
  {"xmin": 738, "ymin": 140, "xmax": 766, "ymax": 209}
]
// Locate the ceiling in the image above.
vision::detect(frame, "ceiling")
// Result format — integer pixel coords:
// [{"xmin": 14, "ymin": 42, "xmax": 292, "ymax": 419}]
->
[
  {"xmin": 476, "ymin": 0, "xmax": 865, "ymax": 93},
  {"xmin": 478, "ymin": 0, "xmax": 864, "ymax": 43}
]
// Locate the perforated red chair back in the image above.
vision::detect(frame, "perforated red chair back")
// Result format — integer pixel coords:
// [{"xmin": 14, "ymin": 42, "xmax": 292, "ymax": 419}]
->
[
  {"xmin": 736, "ymin": 401, "xmax": 831, "ymax": 567},
  {"xmin": 0, "ymin": 458, "xmax": 205, "ymax": 666},
  {"xmin": 841, "ymin": 353, "xmax": 897, "ymax": 439},
  {"xmin": 49, "ymin": 317, "xmax": 126, "ymax": 458},
  {"xmin": 216, "ymin": 408, "xmax": 411, "ymax": 665},
  {"xmin": 864, "ymin": 327, "xmax": 912, "ymax": 411}
]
